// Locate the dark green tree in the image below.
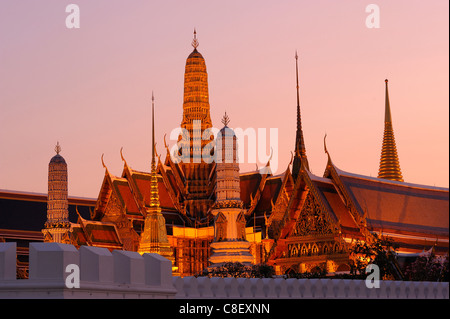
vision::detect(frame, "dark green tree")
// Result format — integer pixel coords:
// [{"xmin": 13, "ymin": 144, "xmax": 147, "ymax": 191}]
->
[
  {"xmin": 349, "ymin": 233, "xmax": 401, "ymax": 280},
  {"xmin": 403, "ymin": 251, "xmax": 449, "ymax": 282}
]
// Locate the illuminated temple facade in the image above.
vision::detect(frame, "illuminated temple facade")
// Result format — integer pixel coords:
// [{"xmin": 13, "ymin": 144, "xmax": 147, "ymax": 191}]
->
[{"xmin": 0, "ymin": 32, "xmax": 448, "ymax": 278}]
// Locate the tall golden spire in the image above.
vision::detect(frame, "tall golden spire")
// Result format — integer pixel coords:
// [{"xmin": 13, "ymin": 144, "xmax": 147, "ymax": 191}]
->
[
  {"xmin": 292, "ymin": 51, "xmax": 309, "ymax": 179},
  {"xmin": 179, "ymin": 29, "xmax": 213, "ymax": 162},
  {"xmin": 378, "ymin": 79, "xmax": 404, "ymax": 182},
  {"xmin": 138, "ymin": 93, "xmax": 174, "ymax": 264},
  {"xmin": 149, "ymin": 91, "xmax": 160, "ymax": 209}
]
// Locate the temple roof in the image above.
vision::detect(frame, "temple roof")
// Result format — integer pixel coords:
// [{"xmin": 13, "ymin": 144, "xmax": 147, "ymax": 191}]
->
[
  {"xmin": 0, "ymin": 189, "xmax": 94, "ymax": 233},
  {"xmin": 334, "ymin": 166, "xmax": 449, "ymax": 238},
  {"xmin": 254, "ymin": 176, "xmax": 283, "ymax": 213},
  {"xmin": 239, "ymin": 172, "xmax": 262, "ymax": 206},
  {"xmin": 72, "ymin": 218, "xmax": 122, "ymax": 250}
]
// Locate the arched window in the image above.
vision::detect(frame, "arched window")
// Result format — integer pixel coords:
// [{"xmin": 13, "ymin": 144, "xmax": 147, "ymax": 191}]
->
[
  {"xmin": 333, "ymin": 243, "xmax": 340, "ymax": 253},
  {"xmin": 290, "ymin": 245, "xmax": 298, "ymax": 257},
  {"xmin": 301, "ymin": 245, "xmax": 308, "ymax": 256},
  {"xmin": 312, "ymin": 244, "xmax": 319, "ymax": 255}
]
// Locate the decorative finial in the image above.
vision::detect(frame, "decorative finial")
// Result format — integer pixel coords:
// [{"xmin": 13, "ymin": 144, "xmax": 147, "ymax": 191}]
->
[
  {"xmin": 192, "ymin": 28, "xmax": 199, "ymax": 49},
  {"xmin": 295, "ymin": 50, "xmax": 300, "ymax": 91},
  {"xmin": 289, "ymin": 151, "xmax": 294, "ymax": 165},
  {"xmin": 163, "ymin": 133, "xmax": 168, "ymax": 149},
  {"xmin": 55, "ymin": 142, "xmax": 61, "ymax": 155},
  {"xmin": 151, "ymin": 91, "xmax": 156, "ymax": 164},
  {"xmin": 101, "ymin": 153, "xmax": 106, "ymax": 168},
  {"xmin": 221, "ymin": 112, "xmax": 230, "ymax": 126},
  {"xmin": 120, "ymin": 147, "xmax": 126, "ymax": 163}
]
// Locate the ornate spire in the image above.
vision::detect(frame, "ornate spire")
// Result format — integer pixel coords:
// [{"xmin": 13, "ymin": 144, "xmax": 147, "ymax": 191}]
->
[
  {"xmin": 180, "ymin": 29, "xmax": 213, "ymax": 162},
  {"xmin": 149, "ymin": 92, "xmax": 160, "ymax": 209},
  {"xmin": 151, "ymin": 91, "xmax": 156, "ymax": 167},
  {"xmin": 43, "ymin": 142, "xmax": 70, "ymax": 243},
  {"xmin": 292, "ymin": 51, "xmax": 309, "ymax": 178},
  {"xmin": 192, "ymin": 28, "xmax": 199, "ymax": 49},
  {"xmin": 295, "ymin": 51, "xmax": 300, "ymax": 116},
  {"xmin": 378, "ymin": 79, "xmax": 404, "ymax": 182},
  {"xmin": 138, "ymin": 92, "xmax": 174, "ymax": 264},
  {"xmin": 55, "ymin": 141, "xmax": 61, "ymax": 155},
  {"xmin": 221, "ymin": 111, "xmax": 230, "ymax": 127}
]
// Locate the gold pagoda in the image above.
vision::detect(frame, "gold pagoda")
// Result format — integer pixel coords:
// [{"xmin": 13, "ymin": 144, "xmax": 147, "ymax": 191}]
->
[
  {"xmin": 137, "ymin": 93, "xmax": 174, "ymax": 267},
  {"xmin": 377, "ymin": 79, "xmax": 404, "ymax": 182}
]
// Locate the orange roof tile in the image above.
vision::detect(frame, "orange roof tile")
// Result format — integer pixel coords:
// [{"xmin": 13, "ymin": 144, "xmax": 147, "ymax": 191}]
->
[
  {"xmin": 239, "ymin": 172, "xmax": 261, "ymax": 206},
  {"xmin": 337, "ymin": 169, "xmax": 449, "ymax": 237}
]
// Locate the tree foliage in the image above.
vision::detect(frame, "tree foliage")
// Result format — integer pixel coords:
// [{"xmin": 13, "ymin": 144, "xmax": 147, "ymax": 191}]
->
[
  {"xmin": 348, "ymin": 234, "xmax": 401, "ymax": 280},
  {"xmin": 403, "ymin": 252, "xmax": 449, "ymax": 282}
]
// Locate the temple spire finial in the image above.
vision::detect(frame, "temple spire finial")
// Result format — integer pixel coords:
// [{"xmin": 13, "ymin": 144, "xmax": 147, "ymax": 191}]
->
[
  {"xmin": 192, "ymin": 28, "xmax": 199, "ymax": 49},
  {"xmin": 151, "ymin": 91, "xmax": 156, "ymax": 166},
  {"xmin": 292, "ymin": 51, "xmax": 309, "ymax": 178},
  {"xmin": 295, "ymin": 51, "xmax": 300, "ymax": 109},
  {"xmin": 384, "ymin": 79, "xmax": 392, "ymax": 123},
  {"xmin": 221, "ymin": 111, "xmax": 230, "ymax": 127},
  {"xmin": 148, "ymin": 90, "xmax": 160, "ymax": 208},
  {"xmin": 55, "ymin": 141, "xmax": 61, "ymax": 155},
  {"xmin": 378, "ymin": 79, "xmax": 404, "ymax": 182}
]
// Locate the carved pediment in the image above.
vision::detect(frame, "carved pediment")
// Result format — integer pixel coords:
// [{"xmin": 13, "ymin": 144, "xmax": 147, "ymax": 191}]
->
[
  {"xmin": 291, "ymin": 192, "xmax": 334, "ymax": 237},
  {"xmin": 103, "ymin": 196, "xmax": 123, "ymax": 221}
]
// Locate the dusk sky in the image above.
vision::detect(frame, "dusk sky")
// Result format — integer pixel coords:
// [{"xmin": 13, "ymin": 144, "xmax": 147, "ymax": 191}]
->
[{"xmin": 0, "ymin": 0, "xmax": 448, "ymax": 198}]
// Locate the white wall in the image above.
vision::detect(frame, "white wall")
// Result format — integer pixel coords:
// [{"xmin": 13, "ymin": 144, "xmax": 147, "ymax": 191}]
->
[
  {"xmin": 0, "ymin": 242, "xmax": 176, "ymax": 299},
  {"xmin": 1, "ymin": 242, "xmax": 448, "ymax": 299},
  {"xmin": 172, "ymin": 276, "xmax": 449, "ymax": 299}
]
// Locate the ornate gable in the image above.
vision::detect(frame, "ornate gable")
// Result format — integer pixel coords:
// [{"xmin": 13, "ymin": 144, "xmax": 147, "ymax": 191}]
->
[
  {"xmin": 267, "ymin": 167, "xmax": 351, "ymax": 273},
  {"xmin": 291, "ymin": 192, "xmax": 334, "ymax": 237}
]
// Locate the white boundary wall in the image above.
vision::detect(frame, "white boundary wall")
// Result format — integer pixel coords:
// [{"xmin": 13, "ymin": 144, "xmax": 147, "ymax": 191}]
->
[
  {"xmin": 172, "ymin": 276, "xmax": 449, "ymax": 299},
  {"xmin": 1, "ymin": 242, "xmax": 448, "ymax": 299},
  {"xmin": 0, "ymin": 242, "xmax": 176, "ymax": 299}
]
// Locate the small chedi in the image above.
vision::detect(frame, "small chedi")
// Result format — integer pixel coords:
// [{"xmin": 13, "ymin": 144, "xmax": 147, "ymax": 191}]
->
[{"xmin": 209, "ymin": 113, "xmax": 253, "ymax": 266}]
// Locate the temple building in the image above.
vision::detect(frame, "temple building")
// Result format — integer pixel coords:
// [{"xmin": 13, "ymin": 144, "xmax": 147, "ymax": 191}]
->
[
  {"xmin": 0, "ymin": 31, "xmax": 448, "ymax": 278},
  {"xmin": 42, "ymin": 142, "xmax": 71, "ymax": 243}
]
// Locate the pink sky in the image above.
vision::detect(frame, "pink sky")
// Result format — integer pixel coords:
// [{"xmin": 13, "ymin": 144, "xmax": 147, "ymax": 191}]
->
[{"xmin": 0, "ymin": 0, "xmax": 448, "ymax": 198}]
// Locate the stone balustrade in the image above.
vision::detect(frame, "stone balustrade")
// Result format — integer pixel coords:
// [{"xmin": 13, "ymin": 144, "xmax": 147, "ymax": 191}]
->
[
  {"xmin": 1, "ymin": 242, "xmax": 448, "ymax": 299},
  {"xmin": 172, "ymin": 276, "xmax": 449, "ymax": 299}
]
